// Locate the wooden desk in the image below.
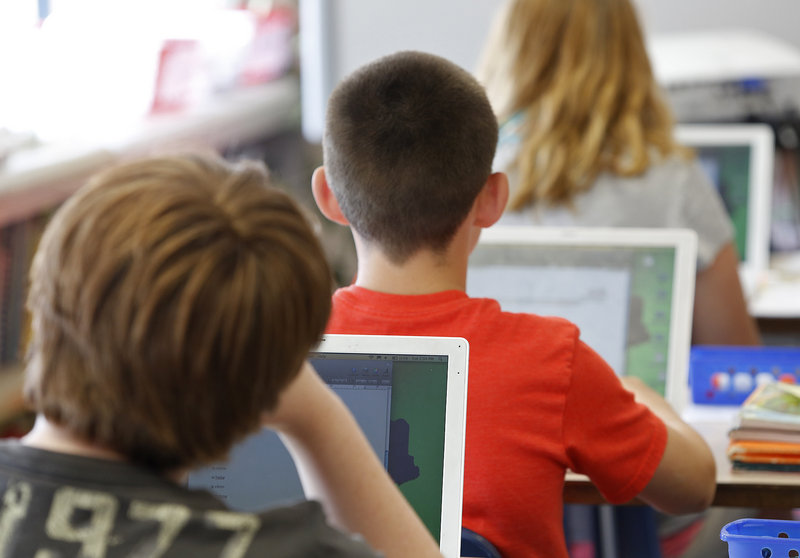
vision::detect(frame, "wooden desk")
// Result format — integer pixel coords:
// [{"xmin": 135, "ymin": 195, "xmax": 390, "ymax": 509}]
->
[
  {"xmin": 748, "ymin": 253, "xmax": 800, "ymax": 320},
  {"xmin": 564, "ymin": 409, "xmax": 800, "ymax": 508}
]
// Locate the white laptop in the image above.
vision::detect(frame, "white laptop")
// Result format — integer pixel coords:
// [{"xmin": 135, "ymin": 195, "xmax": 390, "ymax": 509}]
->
[
  {"xmin": 675, "ymin": 123, "xmax": 775, "ymax": 296},
  {"xmin": 188, "ymin": 334, "xmax": 469, "ymax": 558},
  {"xmin": 467, "ymin": 226, "xmax": 697, "ymax": 413}
]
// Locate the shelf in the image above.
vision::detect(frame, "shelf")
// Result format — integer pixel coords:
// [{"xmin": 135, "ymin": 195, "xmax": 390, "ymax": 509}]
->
[{"xmin": 0, "ymin": 75, "xmax": 300, "ymax": 228}]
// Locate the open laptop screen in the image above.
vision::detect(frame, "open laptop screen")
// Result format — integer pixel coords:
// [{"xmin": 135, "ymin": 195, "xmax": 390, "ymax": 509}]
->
[
  {"xmin": 695, "ymin": 143, "xmax": 751, "ymax": 259},
  {"xmin": 675, "ymin": 123, "xmax": 774, "ymax": 277},
  {"xmin": 467, "ymin": 227, "xmax": 696, "ymax": 411},
  {"xmin": 187, "ymin": 335, "xmax": 467, "ymax": 557}
]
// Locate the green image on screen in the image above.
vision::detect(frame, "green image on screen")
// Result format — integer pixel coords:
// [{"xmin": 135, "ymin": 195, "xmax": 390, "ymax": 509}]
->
[
  {"xmin": 468, "ymin": 244, "xmax": 676, "ymax": 396},
  {"xmin": 626, "ymin": 247, "xmax": 675, "ymax": 396},
  {"xmin": 388, "ymin": 358, "xmax": 448, "ymax": 542},
  {"xmin": 695, "ymin": 145, "xmax": 751, "ymax": 261}
]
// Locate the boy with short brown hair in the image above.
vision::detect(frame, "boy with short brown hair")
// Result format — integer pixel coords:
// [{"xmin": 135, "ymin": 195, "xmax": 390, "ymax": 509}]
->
[
  {"xmin": 314, "ymin": 50, "xmax": 716, "ymax": 558},
  {"xmin": 11, "ymin": 153, "xmax": 440, "ymax": 557}
]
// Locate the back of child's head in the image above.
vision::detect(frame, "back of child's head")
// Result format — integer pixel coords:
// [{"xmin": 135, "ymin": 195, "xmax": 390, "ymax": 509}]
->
[
  {"xmin": 323, "ymin": 50, "xmax": 498, "ymax": 263},
  {"xmin": 24, "ymin": 153, "xmax": 332, "ymax": 472},
  {"xmin": 478, "ymin": 0, "xmax": 684, "ymax": 209},
  {"xmin": 480, "ymin": 0, "xmax": 655, "ymax": 120}
]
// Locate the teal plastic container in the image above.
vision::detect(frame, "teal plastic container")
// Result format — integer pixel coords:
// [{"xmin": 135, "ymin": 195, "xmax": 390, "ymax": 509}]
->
[{"xmin": 721, "ymin": 519, "xmax": 800, "ymax": 557}]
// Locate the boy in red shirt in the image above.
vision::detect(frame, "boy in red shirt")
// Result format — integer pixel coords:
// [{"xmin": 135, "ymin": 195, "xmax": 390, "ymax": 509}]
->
[{"xmin": 312, "ymin": 50, "xmax": 716, "ymax": 557}]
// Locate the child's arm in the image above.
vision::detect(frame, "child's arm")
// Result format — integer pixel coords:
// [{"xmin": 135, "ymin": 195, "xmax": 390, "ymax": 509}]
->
[
  {"xmin": 620, "ymin": 376, "xmax": 717, "ymax": 514},
  {"xmin": 692, "ymin": 242, "xmax": 761, "ymax": 345},
  {"xmin": 263, "ymin": 362, "xmax": 442, "ymax": 558}
]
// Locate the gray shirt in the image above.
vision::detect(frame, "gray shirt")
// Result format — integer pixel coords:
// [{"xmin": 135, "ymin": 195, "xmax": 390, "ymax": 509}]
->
[
  {"xmin": 495, "ymin": 122, "xmax": 734, "ymax": 271},
  {"xmin": 0, "ymin": 441, "xmax": 380, "ymax": 558}
]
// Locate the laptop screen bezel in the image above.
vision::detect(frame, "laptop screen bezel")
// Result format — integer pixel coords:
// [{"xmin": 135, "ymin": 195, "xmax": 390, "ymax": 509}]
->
[{"xmin": 313, "ymin": 333, "xmax": 469, "ymax": 558}]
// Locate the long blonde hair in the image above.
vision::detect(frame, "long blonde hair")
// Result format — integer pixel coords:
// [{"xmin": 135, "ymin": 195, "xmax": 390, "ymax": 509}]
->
[{"xmin": 477, "ymin": 0, "xmax": 688, "ymax": 210}]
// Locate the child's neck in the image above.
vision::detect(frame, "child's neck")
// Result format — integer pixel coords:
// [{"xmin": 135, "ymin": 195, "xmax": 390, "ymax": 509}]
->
[
  {"xmin": 353, "ymin": 235, "xmax": 469, "ymax": 295},
  {"xmin": 23, "ymin": 415, "xmax": 126, "ymax": 462},
  {"xmin": 23, "ymin": 415, "xmax": 189, "ymax": 484}
]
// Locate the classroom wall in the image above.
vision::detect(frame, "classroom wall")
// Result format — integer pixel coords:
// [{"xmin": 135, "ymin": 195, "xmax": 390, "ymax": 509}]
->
[
  {"xmin": 299, "ymin": 0, "xmax": 502, "ymax": 141},
  {"xmin": 299, "ymin": 0, "xmax": 800, "ymax": 142},
  {"xmin": 326, "ymin": 1, "xmax": 500, "ymax": 76},
  {"xmin": 635, "ymin": 0, "xmax": 800, "ymax": 51},
  {"xmin": 324, "ymin": 0, "xmax": 800, "ymax": 73}
]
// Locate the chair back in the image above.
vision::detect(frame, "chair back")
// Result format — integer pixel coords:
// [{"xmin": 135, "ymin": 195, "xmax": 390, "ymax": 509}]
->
[{"xmin": 461, "ymin": 527, "xmax": 502, "ymax": 558}]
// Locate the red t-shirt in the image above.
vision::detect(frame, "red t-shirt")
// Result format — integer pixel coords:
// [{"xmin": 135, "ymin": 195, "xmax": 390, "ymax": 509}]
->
[{"xmin": 327, "ymin": 286, "xmax": 667, "ymax": 558}]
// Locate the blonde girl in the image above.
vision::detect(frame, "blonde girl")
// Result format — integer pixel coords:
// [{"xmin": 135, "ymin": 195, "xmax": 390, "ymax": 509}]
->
[{"xmin": 477, "ymin": 0, "xmax": 760, "ymax": 346}]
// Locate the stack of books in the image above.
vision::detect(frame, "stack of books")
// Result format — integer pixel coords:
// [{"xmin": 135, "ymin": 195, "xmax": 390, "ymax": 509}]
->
[{"xmin": 728, "ymin": 381, "xmax": 800, "ymax": 471}]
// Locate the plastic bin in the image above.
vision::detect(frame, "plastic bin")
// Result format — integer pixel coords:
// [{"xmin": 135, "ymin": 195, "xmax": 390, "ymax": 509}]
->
[
  {"xmin": 721, "ymin": 518, "xmax": 800, "ymax": 557},
  {"xmin": 690, "ymin": 346, "xmax": 800, "ymax": 405}
]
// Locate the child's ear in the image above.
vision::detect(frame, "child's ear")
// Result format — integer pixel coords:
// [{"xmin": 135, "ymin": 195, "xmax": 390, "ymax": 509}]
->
[
  {"xmin": 311, "ymin": 167, "xmax": 350, "ymax": 226},
  {"xmin": 474, "ymin": 172, "xmax": 509, "ymax": 227}
]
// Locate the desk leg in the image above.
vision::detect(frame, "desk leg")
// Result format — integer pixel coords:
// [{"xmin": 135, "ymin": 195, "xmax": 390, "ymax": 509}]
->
[{"xmin": 599, "ymin": 505, "xmax": 619, "ymax": 558}]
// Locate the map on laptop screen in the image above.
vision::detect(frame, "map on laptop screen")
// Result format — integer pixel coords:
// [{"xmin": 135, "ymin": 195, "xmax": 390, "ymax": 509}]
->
[{"xmin": 467, "ymin": 226, "xmax": 697, "ymax": 411}]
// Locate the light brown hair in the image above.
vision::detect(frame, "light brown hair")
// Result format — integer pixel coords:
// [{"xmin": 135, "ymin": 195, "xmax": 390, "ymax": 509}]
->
[
  {"xmin": 25, "ymin": 153, "xmax": 332, "ymax": 471},
  {"xmin": 324, "ymin": 50, "xmax": 499, "ymax": 263},
  {"xmin": 477, "ymin": 0, "xmax": 688, "ymax": 210}
]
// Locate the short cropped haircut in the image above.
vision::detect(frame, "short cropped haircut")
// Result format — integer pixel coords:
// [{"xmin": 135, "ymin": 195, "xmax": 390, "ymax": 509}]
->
[
  {"xmin": 323, "ymin": 51, "xmax": 499, "ymax": 263},
  {"xmin": 25, "ymin": 154, "xmax": 332, "ymax": 471}
]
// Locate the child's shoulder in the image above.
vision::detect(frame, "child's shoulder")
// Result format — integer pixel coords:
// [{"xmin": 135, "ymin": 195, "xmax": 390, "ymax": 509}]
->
[{"xmin": 467, "ymin": 295, "xmax": 582, "ymax": 340}]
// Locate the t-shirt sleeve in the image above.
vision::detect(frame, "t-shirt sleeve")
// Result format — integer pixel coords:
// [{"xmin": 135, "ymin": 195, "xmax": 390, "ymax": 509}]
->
[
  {"xmin": 561, "ymin": 338, "xmax": 668, "ymax": 504},
  {"xmin": 679, "ymin": 159, "xmax": 736, "ymax": 271}
]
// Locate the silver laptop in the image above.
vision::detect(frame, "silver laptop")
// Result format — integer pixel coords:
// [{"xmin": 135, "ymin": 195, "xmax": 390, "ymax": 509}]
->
[
  {"xmin": 188, "ymin": 334, "xmax": 469, "ymax": 558},
  {"xmin": 467, "ymin": 226, "xmax": 697, "ymax": 412},
  {"xmin": 675, "ymin": 123, "xmax": 775, "ymax": 296}
]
